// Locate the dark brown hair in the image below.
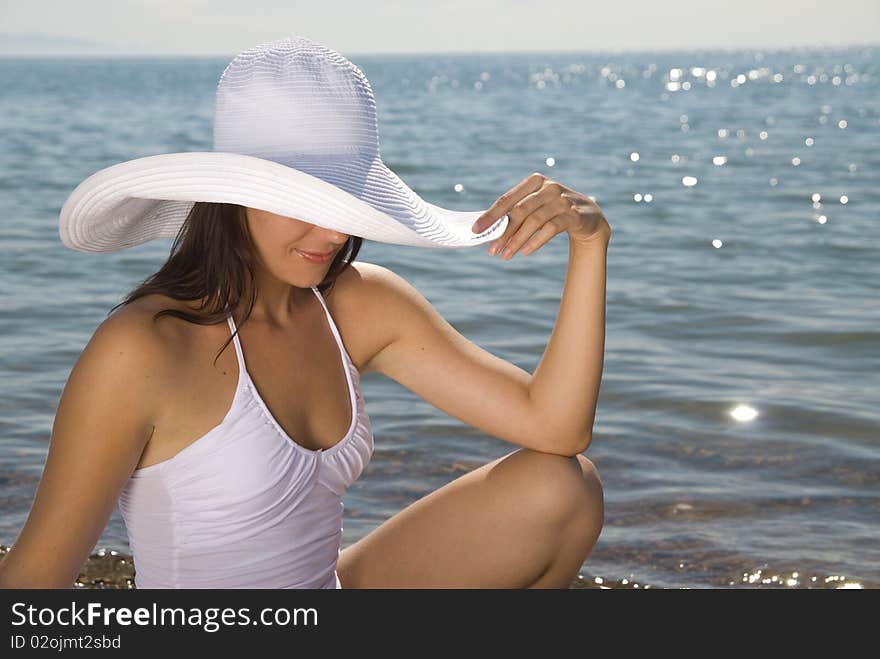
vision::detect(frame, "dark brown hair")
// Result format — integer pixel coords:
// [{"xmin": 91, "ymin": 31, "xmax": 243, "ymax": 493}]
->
[{"xmin": 108, "ymin": 201, "xmax": 363, "ymax": 366}]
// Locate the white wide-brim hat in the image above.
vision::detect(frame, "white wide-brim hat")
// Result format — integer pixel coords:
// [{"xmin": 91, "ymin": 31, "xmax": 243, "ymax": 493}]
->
[{"xmin": 59, "ymin": 35, "xmax": 510, "ymax": 252}]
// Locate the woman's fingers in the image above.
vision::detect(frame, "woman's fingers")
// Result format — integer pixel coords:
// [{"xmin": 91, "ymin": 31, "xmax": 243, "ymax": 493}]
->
[
  {"xmin": 520, "ymin": 221, "xmax": 564, "ymax": 255},
  {"xmin": 485, "ymin": 192, "xmax": 542, "ymax": 254},
  {"xmin": 475, "ymin": 174, "xmax": 586, "ymax": 259},
  {"xmin": 487, "ymin": 193, "xmax": 548, "ymax": 255},
  {"xmin": 472, "ymin": 173, "xmax": 546, "ymax": 234},
  {"xmin": 491, "ymin": 195, "xmax": 571, "ymax": 259}
]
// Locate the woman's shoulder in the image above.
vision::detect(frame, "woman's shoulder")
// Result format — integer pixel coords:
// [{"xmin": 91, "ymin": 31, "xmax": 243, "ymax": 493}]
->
[
  {"xmin": 334, "ymin": 260, "xmax": 402, "ymax": 299},
  {"xmin": 330, "ymin": 260, "xmax": 413, "ymax": 319},
  {"xmin": 64, "ymin": 297, "xmax": 185, "ymax": 426},
  {"xmin": 337, "ymin": 260, "xmax": 425, "ymax": 305},
  {"xmin": 98, "ymin": 294, "xmax": 207, "ymax": 371},
  {"xmin": 106, "ymin": 293, "xmax": 199, "ymax": 333},
  {"xmin": 325, "ymin": 261, "xmax": 415, "ymax": 372}
]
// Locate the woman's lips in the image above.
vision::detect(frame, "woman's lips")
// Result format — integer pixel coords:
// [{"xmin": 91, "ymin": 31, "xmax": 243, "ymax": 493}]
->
[{"xmin": 295, "ymin": 248, "xmax": 336, "ymax": 263}]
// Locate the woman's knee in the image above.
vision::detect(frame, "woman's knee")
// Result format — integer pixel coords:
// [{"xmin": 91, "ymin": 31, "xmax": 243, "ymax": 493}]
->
[{"xmin": 498, "ymin": 448, "xmax": 604, "ymax": 530}]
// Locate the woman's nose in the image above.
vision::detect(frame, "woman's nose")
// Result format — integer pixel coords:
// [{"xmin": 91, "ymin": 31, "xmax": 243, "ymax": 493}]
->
[{"xmin": 319, "ymin": 227, "xmax": 349, "ymax": 243}]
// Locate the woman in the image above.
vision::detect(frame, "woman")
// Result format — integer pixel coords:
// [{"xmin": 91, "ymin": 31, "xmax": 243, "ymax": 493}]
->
[{"xmin": 0, "ymin": 36, "xmax": 608, "ymax": 589}]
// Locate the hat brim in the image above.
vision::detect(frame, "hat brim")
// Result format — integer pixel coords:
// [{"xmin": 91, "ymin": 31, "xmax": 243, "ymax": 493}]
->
[{"xmin": 59, "ymin": 152, "xmax": 510, "ymax": 252}]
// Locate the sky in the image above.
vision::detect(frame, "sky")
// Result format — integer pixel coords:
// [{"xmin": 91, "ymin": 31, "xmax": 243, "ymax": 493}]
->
[{"xmin": 1, "ymin": 0, "xmax": 878, "ymax": 56}]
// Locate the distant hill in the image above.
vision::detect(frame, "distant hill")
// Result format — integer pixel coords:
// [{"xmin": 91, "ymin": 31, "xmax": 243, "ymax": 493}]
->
[{"xmin": 0, "ymin": 32, "xmax": 160, "ymax": 57}]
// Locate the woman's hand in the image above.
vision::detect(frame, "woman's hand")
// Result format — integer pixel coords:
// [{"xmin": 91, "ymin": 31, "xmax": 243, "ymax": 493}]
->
[{"xmin": 471, "ymin": 172, "xmax": 611, "ymax": 258}]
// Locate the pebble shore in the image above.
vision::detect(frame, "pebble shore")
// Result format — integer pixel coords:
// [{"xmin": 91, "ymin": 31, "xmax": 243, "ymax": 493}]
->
[{"xmin": 1, "ymin": 544, "xmax": 620, "ymax": 589}]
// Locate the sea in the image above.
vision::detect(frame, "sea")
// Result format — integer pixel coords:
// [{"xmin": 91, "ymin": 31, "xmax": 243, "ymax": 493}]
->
[{"xmin": 0, "ymin": 44, "xmax": 877, "ymax": 588}]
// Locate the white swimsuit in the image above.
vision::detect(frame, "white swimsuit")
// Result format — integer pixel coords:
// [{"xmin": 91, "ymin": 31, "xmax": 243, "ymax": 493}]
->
[{"xmin": 117, "ymin": 286, "xmax": 374, "ymax": 588}]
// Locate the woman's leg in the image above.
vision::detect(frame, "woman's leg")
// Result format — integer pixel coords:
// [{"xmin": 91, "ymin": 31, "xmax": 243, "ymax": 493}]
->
[{"xmin": 336, "ymin": 448, "xmax": 604, "ymax": 588}]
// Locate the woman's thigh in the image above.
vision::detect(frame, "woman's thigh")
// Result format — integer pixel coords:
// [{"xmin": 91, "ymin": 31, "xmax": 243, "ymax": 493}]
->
[{"xmin": 336, "ymin": 447, "xmax": 603, "ymax": 588}]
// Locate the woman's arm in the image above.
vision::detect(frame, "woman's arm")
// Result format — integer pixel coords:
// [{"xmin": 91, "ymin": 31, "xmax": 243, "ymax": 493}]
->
[
  {"xmin": 527, "ymin": 235, "xmax": 608, "ymax": 450},
  {"xmin": 0, "ymin": 311, "xmax": 166, "ymax": 588},
  {"xmin": 350, "ymin": 175, "xmax": 610, "ymax": 458}
]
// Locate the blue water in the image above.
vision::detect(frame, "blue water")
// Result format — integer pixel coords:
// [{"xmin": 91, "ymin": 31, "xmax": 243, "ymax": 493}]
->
[{"xmin": 1, "ymin": 45, "xmax": 878, "ymax": 588}]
